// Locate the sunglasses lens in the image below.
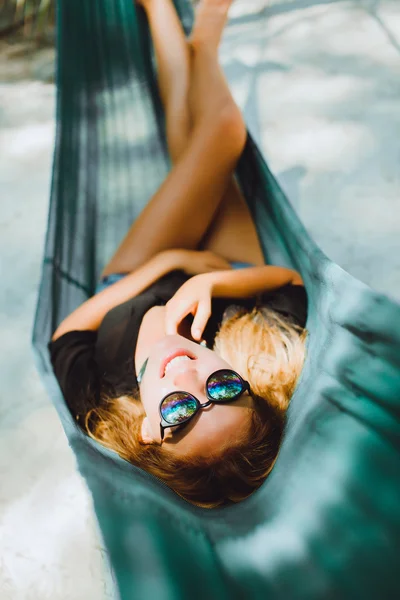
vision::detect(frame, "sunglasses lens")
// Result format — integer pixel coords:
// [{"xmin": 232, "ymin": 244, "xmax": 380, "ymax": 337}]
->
[
  {"xmin": 160, "ymin": 393, "xmax": 198, "ymax": 425},
  {"xmin": 207, "ymin": 370, "xmax": 244, "ymax": 401}
]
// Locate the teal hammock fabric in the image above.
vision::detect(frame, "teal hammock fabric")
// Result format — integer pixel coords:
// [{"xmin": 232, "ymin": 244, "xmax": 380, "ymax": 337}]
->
[{"xmin": 32, "ymin": 1, "xmax": 400, "ymax": 598}]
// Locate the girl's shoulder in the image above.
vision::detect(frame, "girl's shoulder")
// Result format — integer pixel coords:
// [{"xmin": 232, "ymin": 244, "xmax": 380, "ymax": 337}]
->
[{"xmin": 48, "ymin": 329, "xmax": 100, "ymax": 426}]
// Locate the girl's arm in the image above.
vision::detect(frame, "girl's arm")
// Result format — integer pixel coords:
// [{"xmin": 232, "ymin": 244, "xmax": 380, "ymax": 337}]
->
[
  {"xmin": 51, "ymin": 249, "xmax": 232, "ymax": 341},
  {"xmin": 51, "ymin": 251, "xmax": 182, "ymax": 341},
  {"xmin": 208, "ymin": 264, "xmax": 303, "ymax": 297},
  {"xmin": 165, "ymin": 265, "xmax": 303, "ymax": 340}
]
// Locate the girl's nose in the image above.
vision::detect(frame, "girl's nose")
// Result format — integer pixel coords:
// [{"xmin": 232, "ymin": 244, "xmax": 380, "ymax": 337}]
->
[{"xmin": 172, "ymin": 368, "xmax": 204, "ymax": 394}]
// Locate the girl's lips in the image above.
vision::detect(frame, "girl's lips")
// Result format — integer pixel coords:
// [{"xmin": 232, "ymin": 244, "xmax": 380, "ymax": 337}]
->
[{"xmin": 160, "ymin": 349, "xmax": 197, "ymax": 378}]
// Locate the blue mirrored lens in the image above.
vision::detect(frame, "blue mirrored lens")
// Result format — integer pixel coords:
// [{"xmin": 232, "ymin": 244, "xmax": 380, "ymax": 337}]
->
[
  {"xmin": 161, "ymin": 393, "xmax": 198, "ymax": 425},
  {"xmin": 207, "ymin": 370, "xmax": 243, "ymax": 401}
]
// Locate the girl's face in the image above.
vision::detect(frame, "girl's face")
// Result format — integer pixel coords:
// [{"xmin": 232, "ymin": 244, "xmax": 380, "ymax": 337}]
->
[{"xmin": 137, "ymin": 334, "xmax": 254, "ymax": 458}]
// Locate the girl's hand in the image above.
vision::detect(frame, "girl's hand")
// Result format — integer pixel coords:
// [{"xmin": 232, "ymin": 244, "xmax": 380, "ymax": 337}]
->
[
  {"xmin": 178, "ymin": 250, "xmax": 232, "ymax": 276},
  {"xmin": 165, "ymin": 274, "xmax": 214, "ymax": 341}
]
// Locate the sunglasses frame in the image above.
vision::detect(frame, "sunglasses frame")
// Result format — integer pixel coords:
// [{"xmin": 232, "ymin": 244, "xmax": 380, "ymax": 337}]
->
[{"xmin": 158, "ymin": 369, "xmax": 251, "ymax": 440}]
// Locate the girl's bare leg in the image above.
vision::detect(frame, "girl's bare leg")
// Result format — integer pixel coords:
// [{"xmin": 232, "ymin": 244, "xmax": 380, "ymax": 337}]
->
[
  {"xmin": 101, "ymin": 0, "xmax": 263, "ymax": 278},
  {"xmin": 200, "ymin": 183, "xmax": 265, "ymax": 265},
  {"xmin": 190, "ymin": 0, "xmax": 264, "ymax": 265},
  {"xmin": 139, "ymin": 0, "xmax": 192, "ymax": 163},
  {"xmin": 145, "ymin": 0, "xmax": 264, "ymax": 265},
  {"xmin": 102, "ymin": 0, "xmax": 243, "ymax": 277}
]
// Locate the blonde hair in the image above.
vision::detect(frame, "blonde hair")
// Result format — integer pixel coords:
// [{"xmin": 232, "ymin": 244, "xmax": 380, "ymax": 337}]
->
[{"xmin": 85, "ymin": 307, "xmax": 307, "ymax": 508}]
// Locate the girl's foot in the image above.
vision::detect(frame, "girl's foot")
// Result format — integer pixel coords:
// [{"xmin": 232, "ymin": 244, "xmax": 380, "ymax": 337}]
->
[{"xmin": 190, "ymin": 0, "xmax": 234, "ymax": 52}]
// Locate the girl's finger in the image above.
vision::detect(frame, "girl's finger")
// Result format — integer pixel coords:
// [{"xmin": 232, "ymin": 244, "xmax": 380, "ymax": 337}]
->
[
  {"xmin": 165, "ymin": 316, "xmax": 178, "ymax": 336},
  {"xmin": 165, "ymin": 300, "xmax": 196, "ymax": 335},
  {"xmin": 165, "ymin": 301, "xmax": 180, "ymax": 335},
  {"xmin": 191, "ymin": 300, "xmax": 211, "ymax": 341}
]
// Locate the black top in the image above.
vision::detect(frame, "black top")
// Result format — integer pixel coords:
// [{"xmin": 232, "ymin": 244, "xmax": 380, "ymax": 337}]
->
[{"xmin": 48, "ymin": 271, "xmax": 307, "ymax": 428}]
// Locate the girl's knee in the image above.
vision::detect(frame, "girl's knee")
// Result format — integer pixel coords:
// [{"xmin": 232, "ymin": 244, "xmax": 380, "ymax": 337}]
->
[{"xmin": 216, "ymin": 104, "xmax": 247, "ymax": 157}]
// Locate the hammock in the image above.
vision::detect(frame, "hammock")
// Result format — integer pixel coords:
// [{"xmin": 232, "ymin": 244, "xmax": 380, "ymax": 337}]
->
[{"xmin": 32, "ymin": 0, "xmax": 400, "ymax": 598}]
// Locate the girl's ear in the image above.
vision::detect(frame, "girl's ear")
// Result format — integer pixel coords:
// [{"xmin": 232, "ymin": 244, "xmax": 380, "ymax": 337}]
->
[{"xmin": 140, "ymin": 417, "xmax": 157, "ymax": 445}]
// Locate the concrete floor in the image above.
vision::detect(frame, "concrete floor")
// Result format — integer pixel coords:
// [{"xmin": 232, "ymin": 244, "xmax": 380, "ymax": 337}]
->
[{"xmin": 0, "ymin": 1, "xmax": 399, "ymax": 598}]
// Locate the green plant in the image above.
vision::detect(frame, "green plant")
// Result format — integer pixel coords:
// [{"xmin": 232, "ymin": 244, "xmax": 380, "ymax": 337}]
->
[{"xmin": 1, "ymin": 0, "xmax": 55, "ymax": 38}]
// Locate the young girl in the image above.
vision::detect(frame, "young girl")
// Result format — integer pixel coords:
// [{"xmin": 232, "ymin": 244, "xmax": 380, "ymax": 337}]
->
[{"xmin": 49, "ymin": 0, "xmax": 307, "ymax": 508}]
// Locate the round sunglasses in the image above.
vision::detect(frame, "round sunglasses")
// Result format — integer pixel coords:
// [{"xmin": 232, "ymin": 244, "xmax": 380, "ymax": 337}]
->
[{"xmin": 159, "ymin": 369, "xmax": 251, "ymax": 440}]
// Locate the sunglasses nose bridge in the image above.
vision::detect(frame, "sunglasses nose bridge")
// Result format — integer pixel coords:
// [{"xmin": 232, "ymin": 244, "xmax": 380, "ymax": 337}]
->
[{"xmin": 199, "ymin": 399, "xmax": 213, "ymax": 409}]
